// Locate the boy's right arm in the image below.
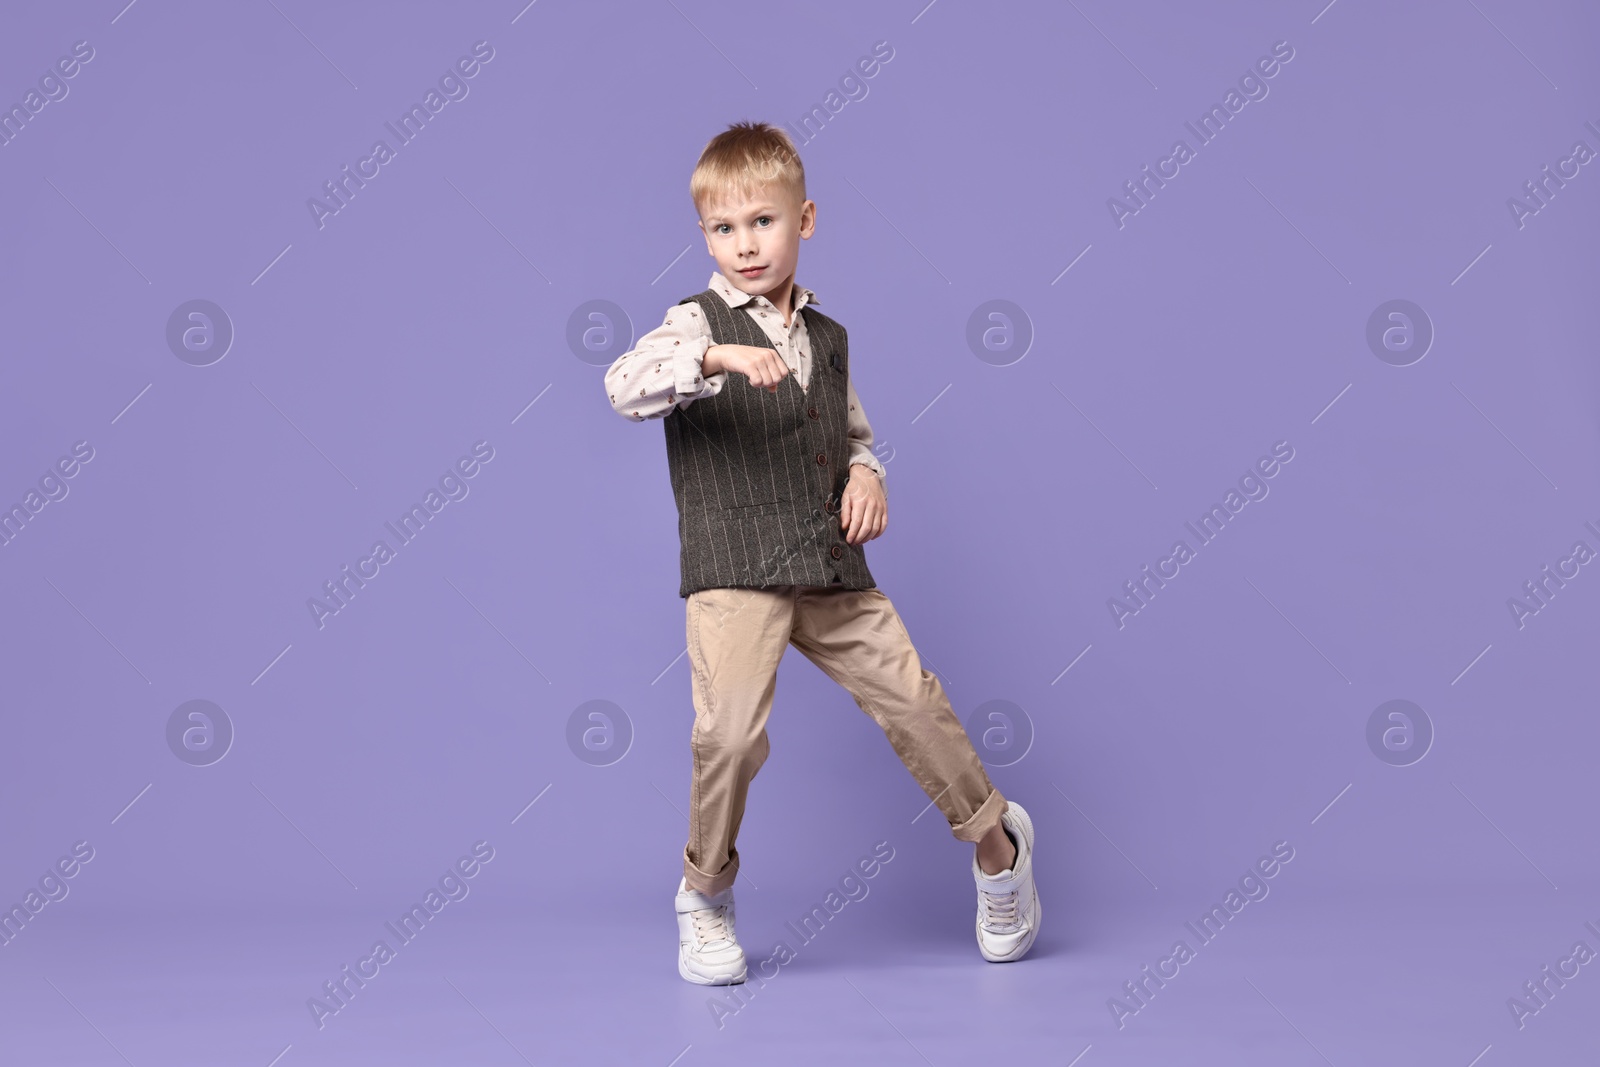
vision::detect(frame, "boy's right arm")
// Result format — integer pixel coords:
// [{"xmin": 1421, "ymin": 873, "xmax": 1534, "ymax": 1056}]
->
[{"xmin": 604, "ymin": 306, "xmax": 726, "ymax": 421}]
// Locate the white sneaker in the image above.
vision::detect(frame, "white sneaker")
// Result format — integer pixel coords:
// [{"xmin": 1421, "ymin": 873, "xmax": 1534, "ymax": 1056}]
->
[
  {"xmin": 973, "ymin": 801, "xmax": 1041, "ymax": 962},
  {"xmin": 674, "ymin": 876, "xmax": 748, "ymax": 985}
]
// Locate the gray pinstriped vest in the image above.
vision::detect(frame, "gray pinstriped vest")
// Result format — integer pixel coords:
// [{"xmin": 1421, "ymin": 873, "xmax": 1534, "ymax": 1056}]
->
[{"xmin": 663, "ymin": 288, "xmax": 876, "ymax": 598}]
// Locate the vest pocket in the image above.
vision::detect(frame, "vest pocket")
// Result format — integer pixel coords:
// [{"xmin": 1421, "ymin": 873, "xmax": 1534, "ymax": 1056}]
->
[
  {"xmin": 720, "ymin": 500, "xmax": 782, "ymax": 515},
  {"xmin": 714, "ymin": 503, "xmax": 806, "ymax": 583}
]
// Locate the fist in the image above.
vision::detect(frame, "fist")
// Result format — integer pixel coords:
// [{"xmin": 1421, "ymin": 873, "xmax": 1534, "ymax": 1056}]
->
[{"xmin": 704, "ymin": 344, "xmax": 789, "ymax": 393}]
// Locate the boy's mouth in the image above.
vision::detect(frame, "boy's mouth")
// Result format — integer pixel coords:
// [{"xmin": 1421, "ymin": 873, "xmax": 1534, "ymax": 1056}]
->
[{"xmin": 737, "ymin": 266, "xmax": 766, "ymax": 278}]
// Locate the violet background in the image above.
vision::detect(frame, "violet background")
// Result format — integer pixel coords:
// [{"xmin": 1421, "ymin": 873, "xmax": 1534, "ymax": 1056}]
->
[{"xmin": 1, "ymin": 1, "xmax": 1596, "ymax": 1064}]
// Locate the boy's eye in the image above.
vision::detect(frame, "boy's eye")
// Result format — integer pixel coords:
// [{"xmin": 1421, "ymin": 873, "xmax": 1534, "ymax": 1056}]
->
[{"xmin": 714, "ymin": 218, "xmax": 771, "ymax": 235}]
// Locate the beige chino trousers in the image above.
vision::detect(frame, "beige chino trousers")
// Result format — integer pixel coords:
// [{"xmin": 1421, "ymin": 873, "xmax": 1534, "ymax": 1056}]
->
[{"xmin": 682, "ymin": 582, "xmax": 1008, "ymax": 897}]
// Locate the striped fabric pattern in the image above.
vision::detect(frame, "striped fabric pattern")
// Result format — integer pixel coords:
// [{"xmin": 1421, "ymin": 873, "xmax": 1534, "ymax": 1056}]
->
[{"xmin": 662, "ymin": 288, "xmax": 877, "ymax": 598}]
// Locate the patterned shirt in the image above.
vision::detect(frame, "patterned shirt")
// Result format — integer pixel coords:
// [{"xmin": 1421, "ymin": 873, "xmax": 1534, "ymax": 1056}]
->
[{"xmin": 604, "ymin": 271, "xmax": 888, "ymax": 500}]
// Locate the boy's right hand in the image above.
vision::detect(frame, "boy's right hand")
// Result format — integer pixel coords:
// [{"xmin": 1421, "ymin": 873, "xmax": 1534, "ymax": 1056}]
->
[{"xmin": 702, "ymin": 344, "xmax": 789, "ymax": 394}]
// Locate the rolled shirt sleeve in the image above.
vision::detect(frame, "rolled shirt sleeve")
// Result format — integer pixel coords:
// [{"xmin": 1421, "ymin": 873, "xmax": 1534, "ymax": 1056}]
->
[
  {"xmin": 845, "ymin": 376, "xmax": 888, "ymax": 502},
  {"xmin": 604, "ymin": 303, "xmax": 727, "ymax": 421}
]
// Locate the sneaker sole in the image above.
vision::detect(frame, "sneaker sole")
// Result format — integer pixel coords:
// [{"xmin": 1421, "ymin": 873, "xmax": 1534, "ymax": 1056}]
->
[{"xmin": 679, "ymin": 953, "xmax": 748, "ymax": 985}]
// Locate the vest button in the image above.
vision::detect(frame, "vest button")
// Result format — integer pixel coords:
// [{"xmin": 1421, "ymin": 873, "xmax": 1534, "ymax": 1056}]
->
[
  {"xmin": 815, "ymin": 453, "xmax": 826, "ymax": 465},
  {"xmin": 808, "ymin": 406, "xmax": 819, "ymax": 419},
  {"xmin": 830, "ymin": 545, "xmax": 843, "ymax": 560}
]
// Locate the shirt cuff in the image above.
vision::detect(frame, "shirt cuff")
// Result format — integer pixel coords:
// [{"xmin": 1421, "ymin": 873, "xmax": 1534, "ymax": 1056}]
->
[
  {"xmin": 674, "ymin": 334, "xmax": 722, "ymax": 399},
  {"xmin": 848, "ymin": 451, "xmax": 887, "ymax": 494}
]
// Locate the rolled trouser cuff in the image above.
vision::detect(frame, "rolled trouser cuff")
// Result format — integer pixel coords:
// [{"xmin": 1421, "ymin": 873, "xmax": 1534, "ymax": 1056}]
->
[
  {"xmin": 684, "ymin": 845, "xmax": 740, "ymax": 897},
  {"xmin": 950, "ymin": 786, "xmax": 1008, "ymax": 844}
]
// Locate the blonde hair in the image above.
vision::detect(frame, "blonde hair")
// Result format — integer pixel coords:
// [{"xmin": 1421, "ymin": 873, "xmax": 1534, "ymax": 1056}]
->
[{"xmin": 690, "ymin": 120, "xmax": 807, "ymax": 219}]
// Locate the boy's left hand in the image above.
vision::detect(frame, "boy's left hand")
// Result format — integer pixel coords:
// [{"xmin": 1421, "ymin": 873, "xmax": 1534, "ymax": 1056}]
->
[{"xmin": 839, "ymin": 463, "xmax": 887, "ymax": 545}]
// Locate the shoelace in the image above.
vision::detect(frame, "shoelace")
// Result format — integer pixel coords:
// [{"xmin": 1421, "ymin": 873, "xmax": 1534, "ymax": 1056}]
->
[
  {"xmin": 690, "ymin": 904, "xmax": 733, "ymax": 947},
  {"xmin": 978, "ymin": 883, "xmax": 1021, "ymax": 932}
]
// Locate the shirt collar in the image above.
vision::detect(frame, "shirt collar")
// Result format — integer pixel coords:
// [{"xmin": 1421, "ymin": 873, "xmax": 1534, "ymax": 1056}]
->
[{"xmin": 708, "ymin": 271, "xmax": 817, "ymax": 316}]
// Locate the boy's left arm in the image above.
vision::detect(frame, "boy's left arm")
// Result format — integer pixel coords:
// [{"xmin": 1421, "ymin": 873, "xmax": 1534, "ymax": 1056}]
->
[{"xmin": 841, "ymin": 376, "xmax": 888, "ymax": 545}]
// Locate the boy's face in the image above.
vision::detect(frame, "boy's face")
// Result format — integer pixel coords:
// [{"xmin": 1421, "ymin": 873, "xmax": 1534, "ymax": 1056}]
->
[{"xmin": 697, "ymin": 182, "xmax": 814, "ymax": 304}]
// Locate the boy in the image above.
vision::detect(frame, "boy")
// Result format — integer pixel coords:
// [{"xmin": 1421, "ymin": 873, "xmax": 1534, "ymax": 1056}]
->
[{"xmin": 604, "ymin": 121, "xmax": 1040, "ymax": 984}]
